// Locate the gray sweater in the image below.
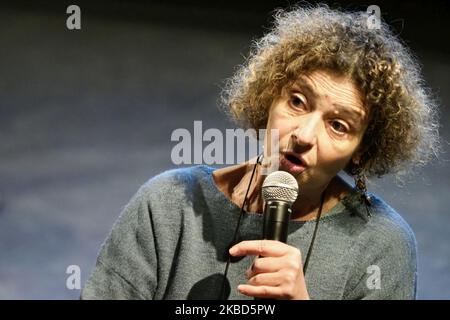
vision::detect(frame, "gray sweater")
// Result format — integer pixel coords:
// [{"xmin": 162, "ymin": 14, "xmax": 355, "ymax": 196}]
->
[{"xmin": 81, "ymin": 165, "xmax": 417, "ymax": 300}]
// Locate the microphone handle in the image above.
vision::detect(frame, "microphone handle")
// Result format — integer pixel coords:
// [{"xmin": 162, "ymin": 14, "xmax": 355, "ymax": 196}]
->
[
  {"xmin": 256, "ymin": 200, "xmax": 292, "ymax": 301},
  {"xmin": 263, "ymin": 200, "xmax": 292, "ymax": 243}
]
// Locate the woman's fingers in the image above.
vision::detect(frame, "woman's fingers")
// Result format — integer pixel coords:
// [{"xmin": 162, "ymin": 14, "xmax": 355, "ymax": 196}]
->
[
  {"xmin": 230, "ymin": 240, "xmax": 308, "ymax": 299},
  {"xmin": 237, "ymin": 283, "xmax": 292, "ymax": 299},
  {"xmin": 247, "ymin": 271, "xmax": 284, "ymax": 287},
  {"xmin": 241, "ymin": 268, "xmax": 306, "ymax": 299},
  {"xmin": 229, "ymin": 240, "xmax": 297, "ymax": 258},
  {"xmin": 245, "ymin": 256, "xmax": 298, "ymax": 279}
]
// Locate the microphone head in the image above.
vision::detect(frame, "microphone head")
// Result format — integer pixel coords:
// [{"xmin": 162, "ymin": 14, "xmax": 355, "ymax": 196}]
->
[{"xmin": 262, "ymin": 171, "xmax": 299, "ymax": 205}]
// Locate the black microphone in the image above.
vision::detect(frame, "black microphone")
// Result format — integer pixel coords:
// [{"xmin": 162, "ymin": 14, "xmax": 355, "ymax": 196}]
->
[
  {"xmin": 254, "ymin": 171, "xmax": 299, "ymax": 301},
  {"xmin": 261, "ymin": 171, "xmax": 299, "ymax": 243}
]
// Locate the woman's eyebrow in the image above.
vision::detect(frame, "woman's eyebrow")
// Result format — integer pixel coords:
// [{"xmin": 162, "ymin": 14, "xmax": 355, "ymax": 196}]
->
[
  {"xmin": 292, "ymin": 79, "xmax": 317, "ymax": 99},
  {"xmin": 293, "ymin": 78, "xmax": 364, "ymax": 123},
  {"xmin": 331, "ymin": 105, "xmax": 365, "ymax": 123}
]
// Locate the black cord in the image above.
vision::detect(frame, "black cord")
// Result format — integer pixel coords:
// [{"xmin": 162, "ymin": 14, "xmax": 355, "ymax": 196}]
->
[
  {"xmin": 218, "ymin": 154, "xmax": 325, "ymax": 298},
  {"xmin": 302, "ymin": 189, "xmax": 325, "ymax": 275},
  {"xmin": 219, "ymin": 154, "xmax": 262, "ymax": 300}
]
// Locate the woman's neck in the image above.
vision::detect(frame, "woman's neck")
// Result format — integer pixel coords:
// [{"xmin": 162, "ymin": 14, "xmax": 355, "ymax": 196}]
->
[{"xmin": 212, "ymin": 160, "xmax": 351, "ymax": 221}]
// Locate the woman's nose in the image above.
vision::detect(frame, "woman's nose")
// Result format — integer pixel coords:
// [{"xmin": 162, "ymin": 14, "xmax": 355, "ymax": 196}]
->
[{"xmin": 291, "ymin": 113, "xmax": 320, "ymax": 147}]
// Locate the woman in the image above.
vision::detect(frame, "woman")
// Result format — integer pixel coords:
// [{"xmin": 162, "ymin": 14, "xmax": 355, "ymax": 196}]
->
[{"xmin": 81, "ymin": 4, "xmax": 440, "ymax": 299}]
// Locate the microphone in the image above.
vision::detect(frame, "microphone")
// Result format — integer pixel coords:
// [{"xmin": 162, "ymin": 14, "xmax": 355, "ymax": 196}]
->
[{"xmin": 261, "ymin": 171, "xmax": 299, "ymax": 243}]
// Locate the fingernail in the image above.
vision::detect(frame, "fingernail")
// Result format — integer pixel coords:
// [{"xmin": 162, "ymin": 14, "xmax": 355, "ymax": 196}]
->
[{"xmin": 229, "ymin": 247, "xmax": 237, "ymax": 255}]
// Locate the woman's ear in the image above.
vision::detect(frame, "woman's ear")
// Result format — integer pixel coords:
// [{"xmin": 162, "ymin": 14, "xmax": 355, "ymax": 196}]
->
[
  {"xmin": 352, "ymin": 136, "xmax": 372, "ymax": 165},
  {"xmin": 351, "ymin": 150, "xmax": 363, "ymax": 166}
]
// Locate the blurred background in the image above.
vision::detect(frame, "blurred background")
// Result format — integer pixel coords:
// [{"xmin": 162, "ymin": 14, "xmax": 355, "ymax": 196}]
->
[{"xmin": 0, "ymin": 0, "xmax": 449, "ymax": 299}]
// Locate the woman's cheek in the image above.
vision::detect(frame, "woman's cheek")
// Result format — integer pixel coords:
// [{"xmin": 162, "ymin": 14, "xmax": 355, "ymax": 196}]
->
[
  {"xmin": 268, "ymin": 121, "xmax": 292, "ymax": 142},
  {"xmin": 318, "ymin": 144, "xmax": 354, "ymax": 172}
]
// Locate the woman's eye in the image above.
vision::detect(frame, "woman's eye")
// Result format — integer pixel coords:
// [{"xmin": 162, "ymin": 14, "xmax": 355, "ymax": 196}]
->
[
  {"xmin": 330, "ymin": 121, "xmax": 347, "ymax": 133},
  {"xmin": 289, "ymin": 95, "xmax": 305, "ymax": 109}
]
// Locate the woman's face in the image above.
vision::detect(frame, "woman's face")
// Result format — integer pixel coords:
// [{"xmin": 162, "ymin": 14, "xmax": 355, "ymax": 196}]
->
[{"xmin": 263, "ymin": 70, "xmax": 370, "ymax": 194}]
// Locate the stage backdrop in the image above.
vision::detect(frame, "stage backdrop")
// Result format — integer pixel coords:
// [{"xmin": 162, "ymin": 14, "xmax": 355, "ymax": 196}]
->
[{"xmin": 0, "ymin": 0, "xmax": 449, "ymax": 299}]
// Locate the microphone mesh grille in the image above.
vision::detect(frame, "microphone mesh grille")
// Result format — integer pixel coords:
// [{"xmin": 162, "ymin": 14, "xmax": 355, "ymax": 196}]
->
[{"xmin": 262, "ymin": 171, "xmax": 299, "ymax": 204}]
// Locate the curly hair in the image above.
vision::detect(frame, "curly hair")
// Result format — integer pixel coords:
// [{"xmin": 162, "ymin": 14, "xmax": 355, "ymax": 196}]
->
[{"xmin": 220, "ymin": 3, "xmax": 441, "ymax": 181}]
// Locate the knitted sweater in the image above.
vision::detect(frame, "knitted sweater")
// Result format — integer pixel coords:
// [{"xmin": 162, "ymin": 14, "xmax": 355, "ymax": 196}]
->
[{"xmin": 81, "ymin": 165, "xmax": 417, "ymax": 300}]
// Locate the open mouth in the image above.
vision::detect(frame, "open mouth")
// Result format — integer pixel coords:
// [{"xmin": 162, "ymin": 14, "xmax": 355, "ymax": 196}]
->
[{"xmin": 285, "ymin": 154, "xmax": 303, "ymax": 166}]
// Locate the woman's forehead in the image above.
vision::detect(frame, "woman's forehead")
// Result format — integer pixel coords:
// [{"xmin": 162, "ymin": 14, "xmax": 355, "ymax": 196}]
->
[{"xmin": 290, "ymin": 71, "xmax": 369, "ymax": 121}]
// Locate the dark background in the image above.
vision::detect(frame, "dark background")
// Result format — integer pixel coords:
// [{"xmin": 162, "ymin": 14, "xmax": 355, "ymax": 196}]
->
[{"xmin": 0, "ymin": 0, "xmax": 449, "ymax": 299}]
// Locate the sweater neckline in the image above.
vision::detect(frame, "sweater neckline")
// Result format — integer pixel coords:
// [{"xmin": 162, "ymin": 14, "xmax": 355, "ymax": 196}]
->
[{"xmin": 196, "ymin": 165, "xmax": 360, "ymax": 225}]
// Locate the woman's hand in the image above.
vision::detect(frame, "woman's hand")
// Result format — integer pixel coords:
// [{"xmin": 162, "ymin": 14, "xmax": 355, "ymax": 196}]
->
[{"xmin": 229, "ymin": 240, "xmax": 310, "ymax": 300}]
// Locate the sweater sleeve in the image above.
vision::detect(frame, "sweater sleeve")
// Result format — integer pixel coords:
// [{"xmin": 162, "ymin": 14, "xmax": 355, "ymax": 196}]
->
[
  {"xmin": 343, "ymin": 210, "xmax": 418, "ymax": 300},
  {"xmin": 81, "ymin": 184, "xmax": 158, "ymax": 300}
]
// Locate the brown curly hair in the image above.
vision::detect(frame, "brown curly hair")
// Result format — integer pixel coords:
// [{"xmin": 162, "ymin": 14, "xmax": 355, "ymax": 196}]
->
[{"xmin": 220, "ymin": 3, "xmax": 441, "ymax": 181}]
